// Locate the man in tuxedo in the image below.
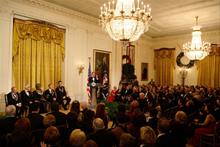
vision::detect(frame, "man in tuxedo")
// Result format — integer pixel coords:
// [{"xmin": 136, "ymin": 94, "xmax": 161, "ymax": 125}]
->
[
  {"xmin": 56, "ymin": 81, "xmax": 71, "ymax": 110},
  {"xmin": 20, "ymin": 85, "xmax": 33, "ymax": 114},
  {"xmin": 7, "ymin": 87, "xmax": 22, "ymax": 116},
  {"xmin": 89, "ymin": 72, "xmax": 99, "ymax": 86},
  {"xmin": 89, "ymin": 72, "xmax": 99, "ymax": 104},
  {"xmin": 33, "ymin": 83, "xmax": 47, "ymax": 113},
  {"xmin": 44, "ymin": 83, "xmax": 56, "ymax": 103}
]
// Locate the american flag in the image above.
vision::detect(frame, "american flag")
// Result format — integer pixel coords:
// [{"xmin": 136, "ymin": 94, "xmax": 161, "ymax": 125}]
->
[{"xmin": 87, "ymin": 59, "xmax": 91, "ymax": 99}]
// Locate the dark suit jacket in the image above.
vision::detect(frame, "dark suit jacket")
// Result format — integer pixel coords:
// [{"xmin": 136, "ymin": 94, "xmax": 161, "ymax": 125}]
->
[
  {"xmin": 89, "ymin": 77, "xmax": 99, "ymax": 86},
  {"xmin": 32, "ymin": 90, "xmax": 44, "ymax": 102},
  {"xmin": 7, "ymin": 92, "xmax": 21, "ymax": 106},
  {"xmin": 20, "ymin": 90, "xmax": 32, "ymax": 106},
  {"xmin": 44, "ymin": 89, "xmax": 56, "ymax": 102},
  {"xmin": 28, "ymin": 113, "xmax": 44, "ymax": 130},
  {"xmin": 156, "ymin": 133, "xmax": 176, "ymax": 147},
  {"xmin": 88, "ymin": 129, "xmax": 117, "ymax": 147},
  {"xmin": 49, "ymin": 111, "xmax": 67, "ymax": 126},
  {"xmin": 55, "ymin": 86, "xmax": 67, "ymax": 103},
  {"xmin": 0, "ymin": 117, "xmax": 17, "ymax": 135}
]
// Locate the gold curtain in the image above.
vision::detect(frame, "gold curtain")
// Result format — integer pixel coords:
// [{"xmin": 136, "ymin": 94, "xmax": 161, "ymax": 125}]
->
[
  {"xmin": 197, "ymin": 44, "xmax": 220, "ymax": 87},
  {"xmin": 154, "ymin": 48, "xmax": 175, "ymax": 86},
  {"xmin": 12, "ymin": 19, "xmax": 65, "ymax": 91}
]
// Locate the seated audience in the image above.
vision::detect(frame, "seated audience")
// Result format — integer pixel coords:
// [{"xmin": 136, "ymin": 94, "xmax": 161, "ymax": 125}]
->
[
  {"xmin": 95, "ymin": 103, "xmax": 108, "ymax": 129},
  {"xmin": 28, "ymin": 102, "xmax": 44, "ymax": 130},
  {"xmin": 7, "ymin": 118, "xmax": 32, "ymax": 147},
  {"xmin": 170, "ymin": 111, "xmax": 189, "ymax": 147},
  {"xmin": 83, "ymin": 140, "xmax": 98, "ymax": 147},
  {"xmin": 67, "ymin": 100, "xmax": 81, "ymax": 133},
  {"xmin": 56, "ymin": 81, "xmax": 71, "ymax": 110},
  {"xmin": 0, "ymin": 105, "xmax": 17, "ymax": 147},
  {"xmin": 69, "ymin": 129, "xmax": 86, "ymax": 147},
  {"xmin": 42, "ymin": 126, "xmax": 61, "ymax": 147},
  {"xmin": 88, "ymin": 118, "xmax": 117, "ymax": 147},
  {"xmin": 119, "ymin": 133, "xmax": 138, "ymax": 147},
  {"xmin": 0, "ymin": 105, "xmax": 17, "ymax": 135},
  {"xmin": 81, "ymin": 106, "xmax": 95, "ymax": 135},
  {"xmin": 43, "ymin": 114, "xmax": 56, "ymax": 128},
  {"xmin": 140, "ymin": 126, "xmax": 157, "ymax": 147},
  {"xmin": 48, "ymin": 101, "xmax": 67, "ymax": 125},
  {"xmin": 138, "ymin": 92, "xmax": 148, "ymax": 112},
  {"xmin": 156, "ymin": 117, "xmax": 175, "ymax": 147},
  {"xmin": 189, "ymin": 103, "xmax": 216, "ymax": 147}
]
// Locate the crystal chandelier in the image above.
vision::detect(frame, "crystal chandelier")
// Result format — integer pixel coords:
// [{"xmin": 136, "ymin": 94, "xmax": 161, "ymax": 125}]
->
[
  {"xmin": 99, "ymin": 0, "xmax": 152, "ymax": 42},
  {"xmin": 182, "ymin": 16, "xmax": 211, "ymax": 60}
]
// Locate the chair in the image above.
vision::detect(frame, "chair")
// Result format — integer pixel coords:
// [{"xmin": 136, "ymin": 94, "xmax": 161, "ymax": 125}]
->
[
  {"xmin": 200, "ymin": 122, "xmax": 220, "ymax": 147},
  {"xmin": 4, "ymin": 94, "xmax": 8, "ymax": 106}
]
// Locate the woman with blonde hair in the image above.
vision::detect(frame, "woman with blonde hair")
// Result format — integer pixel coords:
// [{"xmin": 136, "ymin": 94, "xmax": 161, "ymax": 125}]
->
[{"xmin": 140, "ymin": 126, "xmax": 157, "ymax": 147}]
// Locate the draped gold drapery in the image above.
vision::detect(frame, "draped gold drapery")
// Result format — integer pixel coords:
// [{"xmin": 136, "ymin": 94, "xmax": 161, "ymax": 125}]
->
[
  {"xmin": 197, "ymin": 44, "xmax": 220, "ymax": 87},
  {"xmin": 12, "ymin": 19, "xmax": 65, "ymax": 91},
  {"xmin": 154, "ymin": 48, "xmax": 175, "ymax": 86}
]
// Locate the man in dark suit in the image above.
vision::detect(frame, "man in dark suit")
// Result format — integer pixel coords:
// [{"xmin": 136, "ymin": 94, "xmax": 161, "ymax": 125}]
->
[
  {"xmin": 55, "ymin": 81, "xmax": 71, "ymax": 110},
  {"xmin": 7, "ymin": 87, "xmax": 22, "ymax": 116},
  {"xmin": 48, "ymin": 101, "xmax": 67, "ymax": 126},
  {"xmin": 88, "ymin": 118, "xmax": 117, "ymax": 147},
  {"xmin": 89, "ymin": 72, "xmax": 99, "ymax": 87},
  {"xmin": 20, "ymin": 85, "xmax": 33, "ymax": 114},
  {"xmin": 89, "ymin": 72, "xmax": 99, "ymax": 104},
  {"xmin": 0, "ymin": 105, "xmax": 17, "ymax": 146},
  {"xmin": 156, "ymin": 117, "xmax": 176, "ymax": 147},
  {"xmin": 44, "ymin": 83, "xmax": 56, "ymax": 103},
  {"xmin": 28, "ymin": 103, "xmax": 44, "ymax": 130}
]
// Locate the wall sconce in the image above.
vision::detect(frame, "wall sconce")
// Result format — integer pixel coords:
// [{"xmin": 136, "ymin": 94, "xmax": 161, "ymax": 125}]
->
[{"xmin": 78, "ymin": 65, "xmax": 84, "ymax": 75}]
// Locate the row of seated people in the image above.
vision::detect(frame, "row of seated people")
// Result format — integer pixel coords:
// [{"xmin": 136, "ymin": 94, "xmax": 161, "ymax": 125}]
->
[
  {"xmin": 6, "ymin": 81, "xmax": 71, "ymax": 116},
  {"xmin": 0, "ymin": 96, "xmax": 219, "ymax": 147}
]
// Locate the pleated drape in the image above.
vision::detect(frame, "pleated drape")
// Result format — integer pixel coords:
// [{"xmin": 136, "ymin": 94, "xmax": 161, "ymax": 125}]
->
[
  {"xmin": 197, "ymin": 44, "xmax": 220, "ymax": 88},
  {"xmin": 154, "ymin": 48, "xmax": 175, "ymax": 86},
  {"xmin": 12, "ymin": 18, "xmax": 65, "ymax": 91}
]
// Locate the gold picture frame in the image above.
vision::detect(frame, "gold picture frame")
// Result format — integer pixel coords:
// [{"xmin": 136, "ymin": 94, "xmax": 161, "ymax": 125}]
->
[
  {"xmin": 141, "ymin": 63, "xmax": 148, "ymax": 81},
  {"xmin": 93, "ymin": 49, "xmax": 111, "ymax": 85}
]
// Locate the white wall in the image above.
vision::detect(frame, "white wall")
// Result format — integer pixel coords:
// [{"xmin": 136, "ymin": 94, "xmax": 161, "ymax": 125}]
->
[
  {"xmin": 0, "ymin": 0, "xmax": 154, "ymax": 111},
  {"xmin": 152, "ymin": 30, "xmax": 220, "ymax": 85},
  {"xmin": 0, "ymin": 1, "xmax": 218, "ymax": 111},
  {"xmin": 0, "ymin": 0, "xmax": 119, "ymax": 101},
  {"xmin": 134, "ymin": 36, "xmax": 154, "ymax": 85}
]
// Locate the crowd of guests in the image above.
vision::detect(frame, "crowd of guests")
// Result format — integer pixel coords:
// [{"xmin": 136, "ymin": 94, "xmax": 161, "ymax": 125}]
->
[{"xmin": 0, "ymin": 81, "xmax": 219, "ymax": 147}]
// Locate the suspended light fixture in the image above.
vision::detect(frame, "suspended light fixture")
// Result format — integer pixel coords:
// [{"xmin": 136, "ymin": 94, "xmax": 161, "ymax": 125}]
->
[
  {"xmin": 99, "ymin": 0, "xmax": 152, "ymax": 42},
  {"xmin": 182, "ymin": 16, "xmax": 211, "ymax": 60}
]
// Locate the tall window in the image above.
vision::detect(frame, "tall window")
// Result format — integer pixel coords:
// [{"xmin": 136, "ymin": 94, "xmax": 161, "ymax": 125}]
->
[{"xmin": 12, "ymin": 18, "xmax": 65, "ymax": 90}]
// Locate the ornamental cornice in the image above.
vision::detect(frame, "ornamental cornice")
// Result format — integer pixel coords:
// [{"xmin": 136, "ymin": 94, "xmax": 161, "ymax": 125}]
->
[{"xmin": 12, "ymin": 0, "xmax": 98, "ymax": 24}]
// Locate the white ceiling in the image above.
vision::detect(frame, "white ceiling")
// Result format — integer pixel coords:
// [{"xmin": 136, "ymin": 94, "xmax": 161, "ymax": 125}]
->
[{"xmin": 43, "ymin": 0, "xmax": 220, "ymax": 38}]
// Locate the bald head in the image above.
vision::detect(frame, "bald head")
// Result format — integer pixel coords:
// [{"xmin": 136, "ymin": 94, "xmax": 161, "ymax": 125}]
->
[
  {"xmin": 93, "ymin": 118, "xmax": 104, "ymax": 131},
  {"xmin": 5, "ymin": 105, "xmax": 16, "ymax": 117},
  {"xmin": 81, "ymin": 101, "xmax": 88, "ymax": 110}
]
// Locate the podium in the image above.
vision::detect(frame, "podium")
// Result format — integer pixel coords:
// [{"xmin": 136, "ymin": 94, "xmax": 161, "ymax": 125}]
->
[{"xmin": 90, "ymin": 82, "xmax": 100, "ymax": 108}]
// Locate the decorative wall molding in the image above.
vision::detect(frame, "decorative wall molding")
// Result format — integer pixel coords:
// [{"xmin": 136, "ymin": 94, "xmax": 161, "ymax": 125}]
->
[{"xmin": 11, "ymin": 0, "xmax": 99, "ymax": 24}]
